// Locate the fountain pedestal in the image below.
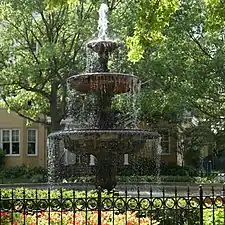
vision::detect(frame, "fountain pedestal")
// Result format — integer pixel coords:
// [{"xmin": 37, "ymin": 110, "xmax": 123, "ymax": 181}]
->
[{"xmin": 95, "ymin": 154, "xmax": 117, "ymax": 190}]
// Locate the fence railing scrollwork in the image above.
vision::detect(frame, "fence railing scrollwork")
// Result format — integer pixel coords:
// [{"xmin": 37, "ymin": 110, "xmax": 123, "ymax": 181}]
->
[{"xmin": 0, "ymin": 184, "xmax": 224, "ymax": 224}]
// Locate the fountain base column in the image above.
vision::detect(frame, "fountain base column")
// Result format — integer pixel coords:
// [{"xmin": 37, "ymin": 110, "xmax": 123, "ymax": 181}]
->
[{"xmin": 95, "ymin": 153, "xmax": 117, "ymax": 191}]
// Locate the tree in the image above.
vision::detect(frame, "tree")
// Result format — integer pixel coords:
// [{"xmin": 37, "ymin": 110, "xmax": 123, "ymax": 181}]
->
[
  {"xmin": 126, "ymin": 0, "xmax": 180, "ymax": 62},
  {"xmin": 0, "ymin": 0, "xmax": 186, "ymax": 132},
  {"xmin": 0, "ymin": 0, "xmax": 98, "ymax": 131},
  {"xmin": 134, "ymin": 0, "xmax": 225, "ymax": 168},
  {"xmin": 133, "ymin": 0, "xmax": 225, "ymax": 125}
]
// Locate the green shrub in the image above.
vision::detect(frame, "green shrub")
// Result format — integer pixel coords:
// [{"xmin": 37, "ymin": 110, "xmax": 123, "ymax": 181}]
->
[
  {"xmin": 0, "ymin": 148, "xmax": 5, "ymax": 168},
  {"xmin": 68, "ymin": 176, "xmax": 95, "ymax": 183},
  {"xmin": 0, "ymin": 188, "xmax": 113, "ymax": 210},
  {"xmin": 161, "ymin": 164, "xmax": 198, "ymax": 177},
  {"xmin": 161, "ymin": 175, "xmax": 194, "ymax": 183},
  {"xmin": 67, "ymin": 175, "xmax": 203, "ymax": 183},
  {"xmin": 0, "ymin": 148, "xmax": 5, "ymax": 157},
  {"xmin": 204, "ymin": 209, "xmax": 224, "ymax": 224},
  {"xmin": 146, "ymin": 208, "xmax": 200, "ymax": 225},
  {"xmin": 1, "ymin": 165, "xmax": 47, "ymax": 182},
  {"xmin": 30, "ymin": 174, "xmax": 47, "ymax": 183},
  {"xmin": 117, "ymin": 157, "xmax": 159, "ymax": 176},
  {"xmin": 117, "ymin": 159, "xmax": 199, "ymax": 177}
]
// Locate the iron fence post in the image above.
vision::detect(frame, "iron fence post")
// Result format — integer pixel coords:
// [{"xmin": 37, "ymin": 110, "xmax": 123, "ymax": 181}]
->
[
  {"xmin": 97, "ymin": 186, "xmax": 102, "ymax": 225},
  {"xmin": 223, "ymin": 185, "xmax": 225, "ymax": 225},
  {"xmin": 11, "ymin": 188, "xmax": 14, "ymax": 224},
  {"xmin": 0, "ymin": 189, "xmax": 1, "ymax": 225},
  {"xmin": 199, "ymin": 185, "xmax": 204, "ymax": 225},
  {"xmin": 212, "ymin": 186, "xmax": 215, "ymax": 224}
]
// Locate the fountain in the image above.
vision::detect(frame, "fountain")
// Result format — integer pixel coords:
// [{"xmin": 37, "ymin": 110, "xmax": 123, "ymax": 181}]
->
[{"xmin": 48, "ymin": 3, "xmax": 160, "ymax": 191}]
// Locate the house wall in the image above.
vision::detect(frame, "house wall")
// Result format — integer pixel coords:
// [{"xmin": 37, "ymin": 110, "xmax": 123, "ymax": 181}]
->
[
  {"xmin": 139, "ymin": 121, "xmax": 179, "ymax": 165},
  {"xmin": 136, "ymin": 136, "xmax": 178, "ymax": 164},
  {"xmin": 0, "ymin": 108, "xmax": 47, "ymax": 168}
]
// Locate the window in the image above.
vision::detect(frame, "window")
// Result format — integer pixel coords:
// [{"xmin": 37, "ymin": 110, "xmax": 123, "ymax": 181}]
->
[
  {"xmin": 2, "ymin": 130, "xmax": 10, "ymax": 155},
  {"xmin": 1, "ymin": 129, "xmax": 20, "ymax": 155},
  {"xmin": 160, "ymin": 129, "xmax": 170, "ymax": 154},
  {"xmin": 27, "ymin": 129, "xmax": 37, "ymax": 155}
]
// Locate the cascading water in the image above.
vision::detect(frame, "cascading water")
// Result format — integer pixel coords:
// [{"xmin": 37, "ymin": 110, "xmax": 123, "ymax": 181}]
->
[
  {"xmin": 47, "ymin": 3, "xmax": 160, "ymax": 191},
  {"xmin": 155, "ymin": 137, "xmax": 162, "ymax": 184}
]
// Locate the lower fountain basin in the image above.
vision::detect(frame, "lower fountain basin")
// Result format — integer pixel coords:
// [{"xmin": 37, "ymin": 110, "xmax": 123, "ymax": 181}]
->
[
  {"xmin": 48, "ymin": 129, "xmax": 160, "ymax": 156},
  {"xmin": 67, "ymin": 73, "xmax": 138, "ymax": 94}
]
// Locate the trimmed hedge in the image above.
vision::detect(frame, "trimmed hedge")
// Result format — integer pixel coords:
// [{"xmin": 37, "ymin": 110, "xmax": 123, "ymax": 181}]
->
[{"xmin": 117, "ymin": 157, "xmax": 199, "ymax": 177}]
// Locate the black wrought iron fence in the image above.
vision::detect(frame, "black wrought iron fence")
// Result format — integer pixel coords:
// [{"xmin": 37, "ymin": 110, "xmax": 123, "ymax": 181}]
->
[{"xmin": 0, "ymin": 185, "xmax": 224, "ymax": 225}]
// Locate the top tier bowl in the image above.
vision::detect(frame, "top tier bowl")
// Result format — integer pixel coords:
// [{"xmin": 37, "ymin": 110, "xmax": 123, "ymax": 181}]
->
[{"xmin": 87, "ymin": 40, "xmax": 120, "ymax": 54}]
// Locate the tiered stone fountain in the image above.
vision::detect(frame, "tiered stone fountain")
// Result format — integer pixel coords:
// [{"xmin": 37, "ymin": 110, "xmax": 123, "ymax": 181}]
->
[{"xmin": 48, "ymin": 3, "xmax": 160, "ymax": 191}]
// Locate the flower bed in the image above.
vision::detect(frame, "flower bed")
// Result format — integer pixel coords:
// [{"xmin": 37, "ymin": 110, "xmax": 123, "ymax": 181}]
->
[{"xmin": 0, "ymin": 210, "xmax": 159, "ymax": 225}]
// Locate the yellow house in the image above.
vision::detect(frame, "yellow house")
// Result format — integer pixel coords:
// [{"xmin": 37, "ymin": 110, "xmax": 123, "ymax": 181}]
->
[{"xmin": 0, "ymin": 108, "xmax": 47, "ymax": 168}]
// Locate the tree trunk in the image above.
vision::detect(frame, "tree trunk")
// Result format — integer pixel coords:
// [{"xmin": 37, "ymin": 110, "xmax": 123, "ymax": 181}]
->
[
  {"xmin": 50, "ymin": 82, "xmax": 62, "ymax": 132},
  {"xmin": 48, "ymin": 81, "xmax": 63, "ymax": 183}
]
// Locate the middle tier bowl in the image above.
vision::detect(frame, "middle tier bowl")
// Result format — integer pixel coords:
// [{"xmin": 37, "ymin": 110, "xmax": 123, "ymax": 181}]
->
[
  {"xmin": 48, "ymin": 129, "xmax": 160, "ymax": 156},
  {"xmin": 67, "ymin": 73, "xmax": 138, "ymax": 94}
]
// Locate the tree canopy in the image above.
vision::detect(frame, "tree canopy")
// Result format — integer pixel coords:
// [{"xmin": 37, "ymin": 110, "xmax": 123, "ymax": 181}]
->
[
  {"xmin": 1, "ymin": 0, "xmax": 225, "ymax": 136},
  {"xmin": 135, "ymin": 0, "xmax": 225, "ymax": 127},
  {"xmin": 0, "ymin": 0, "xmax": 182, "ymax": 131},
  {"xmin": 0, "ymin": 0, "xmax": 98, "ymax": 130}
]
